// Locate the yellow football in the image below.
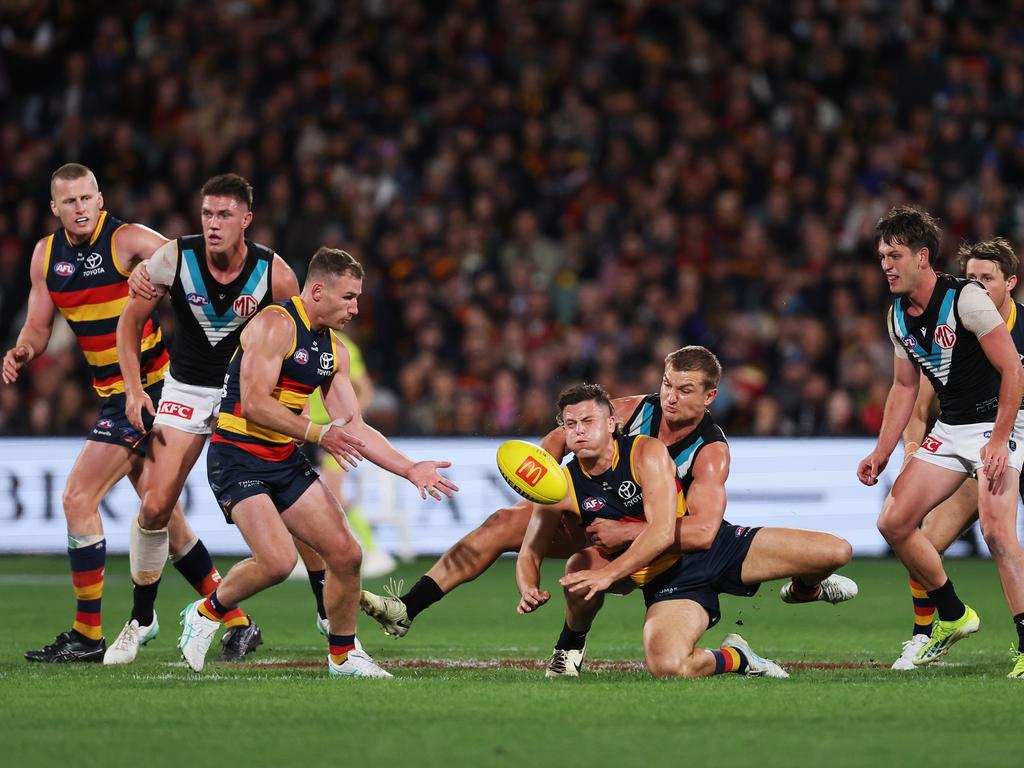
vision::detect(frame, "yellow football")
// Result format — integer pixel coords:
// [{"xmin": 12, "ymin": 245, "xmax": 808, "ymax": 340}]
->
[{"xmin": 496, "ymin": 440, "xmax": 568, "ymax": 504}]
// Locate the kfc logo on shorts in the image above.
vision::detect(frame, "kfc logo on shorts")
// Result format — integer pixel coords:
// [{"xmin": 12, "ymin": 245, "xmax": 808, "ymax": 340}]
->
[
  {"xmin": 54, "ymin": 261, "xmax": 76, "ymax": 277},
  {"xmin": 934, "ymin": 324, "xmax": 956, "ymax": 349},
  {"xmin": 96, "ymin": 418, "xmax": 114, "ymax": 429},
  {"xmin": 921, "ymin": 436, "xmax": 943, "ymax": 453},
  {"xmin": 186, "ymin": 292, "xmax": 209, "ymax": 306},
  {"xmin": 582, "ymin": 497, "xmax": 606, "ymax": 512},
  {"xmin": 233, "ymin": 295, "xmax": 258, "ymax": 319},
  {"xmin": 514, "ymin": 457, "xmax": 548, "ymax": 487},
  {"xmin": 158, "ymin": 400, "xmax": 195, "ymax": 420},
  {"xmin": 294, "ymin": 348, "xmax": 309, "ymax": 365}
]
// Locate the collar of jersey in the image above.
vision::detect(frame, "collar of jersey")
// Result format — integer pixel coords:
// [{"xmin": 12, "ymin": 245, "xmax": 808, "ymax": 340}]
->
[
  {"xmin": 1007, "ymin": 300, "xmax": 1017, "ymax": 332},
  {"xmin": 64, "ymin": 210, "xmax": 107, "ymax": 247},
  {"xmin": 292, "ymin": 295, "xmax": 312, "ymax": 330}
]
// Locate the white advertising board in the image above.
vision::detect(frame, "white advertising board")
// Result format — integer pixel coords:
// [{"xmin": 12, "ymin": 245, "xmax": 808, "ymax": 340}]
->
[{"xmin": 0, "ymin": 436, "xmax": 931, "ymax": 557}]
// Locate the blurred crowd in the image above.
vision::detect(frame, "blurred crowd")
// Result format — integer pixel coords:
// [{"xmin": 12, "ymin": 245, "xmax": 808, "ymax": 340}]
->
[{"xmin": 2, "ymin": 0, "xmax": 1024, "ymax": 439}]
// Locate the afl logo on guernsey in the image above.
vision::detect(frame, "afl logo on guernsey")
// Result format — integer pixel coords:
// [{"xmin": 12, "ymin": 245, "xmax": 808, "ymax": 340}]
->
[
  {"xmin": 583, "ymin": 497, "xmax": 606, "ymax": 512},
  {"xmin": 187, "ymin": 293, "xmax": 209, "ymax": 306},
  {"xmin": 233, "ymin": 295, "xmax": 258, "ymax": 319},
  {"xmin": 901, "ymin": 336, "xmax": 916, "ymax": 349},
  {"xmin": 294, "ymin": 348, "xmax": 309, "ymax": 365},
  {"xmin": 934, "ymin": 325, "xmax": 956, "ymax": 349},
  {"xmin": 54, "ymin": 261, "xmax": 76, "ymax": 277}
]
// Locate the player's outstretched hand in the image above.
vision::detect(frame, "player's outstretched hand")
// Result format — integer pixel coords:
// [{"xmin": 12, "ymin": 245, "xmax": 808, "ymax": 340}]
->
[
  {"xmin": 856, "ymin": 448, "xmax": 889, "ymax": 486},
  {"xmin": 1, "ymin": 344, "xmax": 32, "ymax": 384},
  {"xmin": 128, "ymin": 262, "xmax": 156, "ymax": 300},
  {"xmin": 980, "ymin": 439, "xmax": 1009, "ymax": 489},
  {"xmin": 559, "ymin": 569, "xmax": 614, "ymax": 601},
  {"xmin": 320, "ymin": 422, "xmax": 365, "ymax": 468},
  {"xmin": 517, "ymin": 586, "xmax": 550, "ymax": 615},
  {"xmin": 125, "ymin": 388, "xmax": 155, "ymax": 432},
  {"xmin": 406, "ymin": 461, "xmax": 459, "ymax": 500},
  {"xmin": 586, "ymin": 518, "xmax": 641, "ymax": 550}
]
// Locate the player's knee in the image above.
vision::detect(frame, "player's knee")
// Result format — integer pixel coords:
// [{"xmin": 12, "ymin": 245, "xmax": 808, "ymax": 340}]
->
[
  {"xmin": 480, "ymin": 506, "xmax": 528, "ymax": 551},
  {"xmin": 825, "ymin": 536, "xmax": 853, "ymax": 570},
  {"xmin": 877, "ymin": 508, "xmax": 912, "ymax": 544},
  {"xmin": 647, "ymin": 653, "xmax": 696, "ymax": 679},
  {"xmin": 139, "ymin": 489, "xmax": 176, "ymax": 528},
  {"xmin": 262, "ymin": 551, "xmax": 298, "ymax": 585},
  {"xmin": 62, "ymin": 484, "xmax": 98, "ymax": 525},
  {"xmin": 978, "ymin": 523, "xmax": 1018, "ymax": 560},
  {"xmin": 322, "ymin": 538, "xmax": 362, "ymax": 576}
]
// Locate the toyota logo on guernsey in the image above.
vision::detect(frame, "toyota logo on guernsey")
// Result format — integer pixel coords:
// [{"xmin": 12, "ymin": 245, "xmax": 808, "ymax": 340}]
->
[
  {"xmin": 233, "ymin": 295, "xmax": 258, "ymax": 318},
  {"xmin": 85, "ymin": 253, "xmax": 102, "ymax": 269},
  {"xmin": 319, "ymin": 352, "xmax": 334, "ymax": 370},
  {"xmin": 294, "ymin": 348, "xmax": 309, "ymax": 364},
  {"xmin": 158, "ymin": 401, "xmax": 195, "ymax": 420},
  {"xmin": 514, "ymin": 457, "xmax": 548, "ymax": 487},
  {"xmin": 54, "ymin": 262, "xmax": 76, "ymax": 277},
  {"xmin": 618, "ymin": 480, "xmax": 638, "ymax": 500}
]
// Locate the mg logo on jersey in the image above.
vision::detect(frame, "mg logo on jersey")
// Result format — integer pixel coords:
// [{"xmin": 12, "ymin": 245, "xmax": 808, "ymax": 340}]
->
[
  {"xmin": 233, "ymin": 295, "xmax": 258, "ymax": 319},
  {"xmin": 319, "ymin": 352, "xmax": 334, "ymax": 370},
  {"xmin": 158, "ymin": 401, "xmax": 195, "ymax": 420},
  {"xmin": 514, "ymin": 457, "xmax": 548, "ymax": 487},
  {"xmin": 618, "ymin": 481, "xmax": 638, "ymax": 500},
  {"xmin": 186, "ymin": 293, "xmax": 209, "ymax": 306},
  {"xmin": 582, "ymin": 497, "xmax": 606, "ymax": 512},
  {"xmin": 54, "ymin": 261, "xmax": 76, "ymax": 277},
  {"xmin": 294, "ymin": 348, "xmax": 309, "ymax": 365},
  {"xmin": 85, "ymin": 252, "xmax": 102, "ymax": 269},
  {"xmin": 921, "ymin": 436, "xmax": 943, "ymax": 453},
  {"xmin": 934, "ymin": 324, "xmax": 956, "ymax": 349}
]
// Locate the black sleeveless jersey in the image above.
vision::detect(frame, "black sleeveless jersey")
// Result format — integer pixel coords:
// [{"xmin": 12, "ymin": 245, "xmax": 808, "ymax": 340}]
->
[
  {"xmin": 564, "ymin": 433, "xmax": 685, "ymax": 585},
  {"xmin": 888, "ymin": 274, "xmax": 1002, "ymax": 424},
  {"xmin": 621, "ymin": 395, "xmax": 728, "ymax": 496},
  {"xmin": 167, "ymin": 235, "xmax": 275, "ymax": 387}
]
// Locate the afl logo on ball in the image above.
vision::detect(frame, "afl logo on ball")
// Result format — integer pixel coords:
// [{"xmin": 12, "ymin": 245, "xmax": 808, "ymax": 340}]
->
[
  {"xmin": 294, "ymin": 348, "xmax": 309, "ymax": 364},
  {"xmin": 54, "ymin": 261, "xmax": 76, "ymax": 277},
  {"xmin": 233, "ymin": 295, "xmax": 258, "ymax": 318},
  {"xmin": 934, "ymin": 324, "xmax": 956, "ymax": 349}
]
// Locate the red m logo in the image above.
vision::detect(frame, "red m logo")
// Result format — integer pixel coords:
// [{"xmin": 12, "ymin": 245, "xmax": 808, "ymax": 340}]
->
[{"xmin": 514, "ymin": 457, "xmax": 548, "ymax": 487}]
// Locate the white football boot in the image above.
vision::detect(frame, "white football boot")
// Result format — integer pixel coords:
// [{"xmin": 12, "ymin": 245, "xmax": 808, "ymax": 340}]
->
[
  {"xmin": 545, "ymin": 643, "xmax": 587, "ymax": 678},
  {"xmin": 328, "ymin": 648, "xmax": 392, "ymax": 678},
  {"xmin": 178, "ymin": 600, "xmax": 220, "ymax": 672},
  {"xmin": 891, "ymin": 634, "xmax": 929, "ymax": 670},
  {"xmin": 780, "ymin": 574, "xmax": 858, "ymax": 605},
  {"xmin": 103, "ymin": 613, "xmax": 160, "ymax": 665},
  {"xmin": 721, "ymin": 633, "xmax": 789, "ymax": 678}
]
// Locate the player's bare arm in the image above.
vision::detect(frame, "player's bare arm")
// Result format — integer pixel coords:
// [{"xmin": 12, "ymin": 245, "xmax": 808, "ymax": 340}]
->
[
  {"xmin": 2, "ymin": 237, "xmax": 56, "ymax": 384},
  {"xmin": 560, "ymin": 437, "xmax": 677, "ymax": 600},
  {"xmin": 320, "ymin": 346, "xmax": 458, "ymax": 500},
  {"xmin": 976, "ymin": 323, "xmax": 1024, "ymax": 485},
  {"xmin": 901, "ymin": 372, "xmax": 935, "ymax": 460},
  {"xmin": 857, "ymin": 353, "xmax": 920, "ymax": 486},
  {"xmin": 516, "ymin": 489, "xmax": 573, "ymax": 614},
  {"xmin": 110, "ymin": 223, "xmax": 168, "ymax": 276},
  {"xmin": 270, "ymin": 254, "xmax": 300, "ymax": 301}
]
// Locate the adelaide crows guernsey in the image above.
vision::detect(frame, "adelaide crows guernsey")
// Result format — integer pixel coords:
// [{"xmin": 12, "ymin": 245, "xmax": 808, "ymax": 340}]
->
[
  {"xmin": 564, "ymin": 433, "xmax": 686, "ymax": 585},
  {"xmin": 165, "ymin": 235, "xmax": 275, "ymax": 387},
  {"xmin": 621, "ymin": 395, "xmax": 727, "ymax": 496},
  {"xmin": 45, "ymin": 211, "xmax": 168, "ymax": 397},
  {"xmin": 888, "ymin": 274, "xmax": 1002, "ymax": 424},
  {"xmin": 211, "ymin": 297, "xmax": 339, "ymax": 461}
]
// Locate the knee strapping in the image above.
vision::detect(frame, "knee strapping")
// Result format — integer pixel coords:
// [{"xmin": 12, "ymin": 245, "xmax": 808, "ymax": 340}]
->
[{"xmin": 130, "ymin": 519, "xmax": 169, "ymax": 585}]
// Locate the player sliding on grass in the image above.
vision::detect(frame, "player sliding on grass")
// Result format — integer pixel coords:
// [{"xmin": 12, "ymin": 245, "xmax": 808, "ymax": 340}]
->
[
  {"xmin": 516, "ymin": 381, "xmax": 856, "ymax": 679},
  {"xmin": 858, "ymin": 207, "xmax": 1024, "ymax": 677},
  {"xmin": 887, "ymin": 238, "xmax": 1024, "ymax": 676},
  {"xmin": 177, "ymin": 248, "xmax": 457, "ymax": 677},
  {"xmin": 362, "ymin": 346, "xmax": 856, "ymax": 650}
]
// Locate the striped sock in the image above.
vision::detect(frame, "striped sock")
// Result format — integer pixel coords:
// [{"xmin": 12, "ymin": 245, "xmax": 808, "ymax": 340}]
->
[
  {"xmin": 329, "ymin": 633, "xmax": 356, "ymax": 666},
  {"xmin": 69, "ymin": 539, "xmax": 105, "ymax": 644},
  {"xmin": 709, "ymin": 647, "xmax": 749, "ymax": 675},
  {"xmin": 787, "ymin": 577, "xmax": 823, "ymax": 602},
  {"xmin": 172, "ymin": 541, "xmax": 249, "ymax": 628},
  {"xmin": 909, "ymin": 578, "xmax": 934, "ymax": 637},
  {"xmin": 197, "ymin": 590, "xmax": 234, "ymax": 622}
]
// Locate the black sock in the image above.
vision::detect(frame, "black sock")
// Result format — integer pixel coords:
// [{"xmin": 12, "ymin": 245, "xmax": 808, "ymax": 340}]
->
[
  {"xmin": 401, "ymin": 576, "xmax": 444, "ymax": 620},
  {"xmin": 1014, "ymin": 613, "xmax": 1024, "ymax": 653},
  {"xmin": 556, "ymin": 621, "xmax": 588, "ymax": 651},
  {"xmin": 926, "ymin": 579, "xmax": 966, "ymax": 623},
  {"xmin": 131, "ymin": 579, "xmax": 161, "ymax": 626},
  {"xmin": 173, "ymin": 539, "xmax": 215, "ymax": 588},
  {"xmin": 307, "ymin": 569, "xmax": 327, "ymax": 620}
]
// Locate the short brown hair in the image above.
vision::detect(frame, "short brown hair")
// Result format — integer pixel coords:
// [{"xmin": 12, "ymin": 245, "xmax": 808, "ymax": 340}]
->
[
  {"xmin": 200, "ymin": 173, "xmax": 254, "ymax": 209},
  {"xmin": 555, "ymin": 382, "xmax": 613, "ymax": 424},
  {"xmin": 665, "ymin": 346, "xmax": 722, "ymax": 390},
  {"xmin": 307, "ymin": 247, "xmax": 364, "ymax": 281},
  {"xmin": 877, "ymin": 206, "xmax": 941, "ymax": 266},
  {"xmin": 50, "ymin": 163, "xmax": 97, "ymax": 199},
  {"xmin": 957, "ymin": 237, "xmax": 1019, "ymax": 280}
]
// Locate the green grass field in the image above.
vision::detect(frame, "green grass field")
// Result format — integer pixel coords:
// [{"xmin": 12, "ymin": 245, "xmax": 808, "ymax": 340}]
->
[{"xmin": 0, "ymin": 555, "xmax": 1019, "ymax": 767}]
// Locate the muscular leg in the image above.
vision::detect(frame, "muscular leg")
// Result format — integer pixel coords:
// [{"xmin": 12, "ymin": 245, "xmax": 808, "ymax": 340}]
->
[
  {"xmin": 211, "ymin": 496, "xmax": 298, "ymax": 607},
  {"xmin": 977, "ymin": 468, "xmax": 1024, "ymax": 625},
  {"xmin": 739, "ymin": 528, "xmax": 852, "ymax": 586},
  {"xmin": 642, "ymin": 600, "xmax": 715, "ymax": 678},
  {"xmin": 138, "ymin": 426, "xmax": 207, "ymax": 531}
]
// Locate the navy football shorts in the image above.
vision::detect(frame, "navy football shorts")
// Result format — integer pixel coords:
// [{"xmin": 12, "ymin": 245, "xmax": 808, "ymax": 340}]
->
[
  {"xmin": 87, "ymin": 381, "xmax": 164, "ymax": 456},
  {"xmin": 207, "ymin": 441, "xmax": 319, "ymax": 523}
]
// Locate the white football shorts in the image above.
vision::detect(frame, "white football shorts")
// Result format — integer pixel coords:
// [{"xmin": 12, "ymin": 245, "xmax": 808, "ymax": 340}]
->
[
  {"xmin": 152, "ymin": 370, "xmax": 222, "ymax": 435},
  {"xmin": 913, "ymin": 417, "xmax": 1024, "ymax": 475}
]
